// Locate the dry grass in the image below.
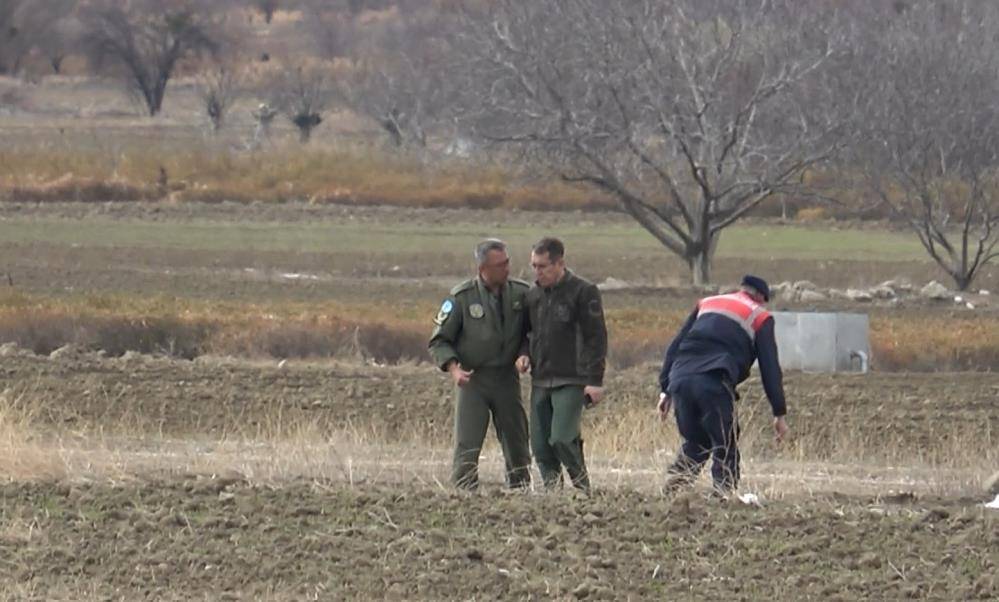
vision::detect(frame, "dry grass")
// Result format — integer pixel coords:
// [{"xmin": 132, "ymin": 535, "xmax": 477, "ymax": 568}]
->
[
  {"xmin": 0, "ymin": 389, "xmax": 67, "ymax": 482},
  {"xmin": 1, "ymin": 361, "xmax": 994, "ymax": 499},
  {"xmin": 0, "ymin": 291, "xmax": 428, "ymax": 363},
  {"xmin": 871, "ymin": 314, "xmax": 999, "ymax": 371},
  {"xmin": 1, "ymin": 291, "xmax": 998, "ymax": 371},
  {"xmin": 0, "ymin": 143, "xmax": 614, "ymax": 210},
  {"xmin": 0, "ymin": 399, "xmax": 990, "ymax": 499}
]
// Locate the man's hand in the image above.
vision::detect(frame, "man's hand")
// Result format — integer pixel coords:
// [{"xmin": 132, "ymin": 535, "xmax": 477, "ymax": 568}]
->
[
  {"xmin": 515, "ymin": 355, "xmax": 531, "ymax": 374},
  {"xmin": 448, "ymin": 361, "xmax": 473, "ymax": 387},
  {"xmin": 773, "ymin": 415, "xmax": 789, "ymax": 443},
  {"xmin": 657, "ymin": 392, "xmax": 672, "ymax": 421},
  {"xmin": 583, "ymin": 385, "xmax": 604, "ymax": 407}
]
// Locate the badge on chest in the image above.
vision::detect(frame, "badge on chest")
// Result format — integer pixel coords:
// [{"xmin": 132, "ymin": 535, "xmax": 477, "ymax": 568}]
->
[
  {"xmin": 469, "ymin": 303, "xmax": 485, "ymax": 319},
  {"xmin": 554, "ymin": 303, "xmax": 571, "ymax": 321}
]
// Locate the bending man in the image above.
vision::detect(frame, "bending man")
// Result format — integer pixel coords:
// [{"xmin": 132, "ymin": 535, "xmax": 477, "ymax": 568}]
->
[{"xmin": 658, "ymin": 275, "xmax": 789, "ymax": 495}]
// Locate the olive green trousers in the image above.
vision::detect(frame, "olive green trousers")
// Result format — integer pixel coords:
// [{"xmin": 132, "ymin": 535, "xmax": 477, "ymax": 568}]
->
[
  {"xmin": 530, "ymin": 384, "xmax": 590, "ymax": 491},
  {"xmin": 452, "ymin": 368, "xmax": 532, "ymax": 489}
]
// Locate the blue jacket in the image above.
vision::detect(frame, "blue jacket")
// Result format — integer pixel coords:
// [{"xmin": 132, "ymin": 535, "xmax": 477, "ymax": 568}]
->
[{"xmin": 659, "ymin": 293, "xmax": 786, "ymax": 417}]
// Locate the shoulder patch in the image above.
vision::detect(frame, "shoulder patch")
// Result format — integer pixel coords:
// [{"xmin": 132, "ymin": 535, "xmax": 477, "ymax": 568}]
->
[
  {"xmin": 588, "ymin": 297, "xmax": 603, "ymax": 317},
  {"xmin": 434, "ymin": 299, "xmax": 455, "ymax": 325},
  {"xmin": 450, "ymin": 279, "xmax": 475, "ymax": 296}
]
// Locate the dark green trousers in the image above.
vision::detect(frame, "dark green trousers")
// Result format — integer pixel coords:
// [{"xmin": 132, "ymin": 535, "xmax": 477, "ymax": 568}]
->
[
  {"xmin": 452, "ymin": 368, "xmax": 532, "ymax": 489},
  {"xmin": 530, "ymin": 384, "xmax": 590, "ymax": 491}
]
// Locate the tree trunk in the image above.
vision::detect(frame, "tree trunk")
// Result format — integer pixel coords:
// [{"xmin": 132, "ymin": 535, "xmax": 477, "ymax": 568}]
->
[
  {"xmin": 686, "ymin": 230, "xmax": 720, "ymax": 286},
  {"xmin": 689, "ymin": 250, "xmax": 711, "ymax": 286},
  {"xmin": 299, "ymin": 125, "xmax": 313, "ymax": 143},
  {"xmin": 950, "ymin": 269, "xmax": 972, "ymax": 292}
]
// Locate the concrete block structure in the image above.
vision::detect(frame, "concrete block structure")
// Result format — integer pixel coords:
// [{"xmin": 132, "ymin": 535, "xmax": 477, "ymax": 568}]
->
[{"xmin": 771, "ymin": 312, "xmax": 870, "ymax": 373}]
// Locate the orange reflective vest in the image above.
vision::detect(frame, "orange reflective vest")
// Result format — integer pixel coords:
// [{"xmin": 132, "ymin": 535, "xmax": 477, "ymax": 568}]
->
[{"xmin": 696, "ymin": 291, "xmax": 771, "ymax": 342}]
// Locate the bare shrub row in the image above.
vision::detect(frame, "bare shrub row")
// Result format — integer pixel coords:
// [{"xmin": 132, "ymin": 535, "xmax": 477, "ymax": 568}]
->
[
  {"xmin": 0, "ymin": 147, "xmax": 615, "ymax": 211},
  {"xmin": 0, "ymin": 304, "xmax": 427, "ymax": 365},
  {"xmin": 0, "ymin": 146, "xmax": 898, "ymax": 218},
  {"xmin": 0, "ymin": 295, "xmax": 997, "ymax": 372}
]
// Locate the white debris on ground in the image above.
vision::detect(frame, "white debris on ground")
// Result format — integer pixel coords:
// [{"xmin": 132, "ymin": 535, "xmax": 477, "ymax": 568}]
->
[
  {"xmin": 738, "ymin": 492, "xmax": 762, "ymax": 507},
  {"xmin": 597, "ymin": 277, "xmax": 632, "ymax": 291},
  {"xmin": 984, "ymin": 494, "xmax": 999, "ymax": 509}
]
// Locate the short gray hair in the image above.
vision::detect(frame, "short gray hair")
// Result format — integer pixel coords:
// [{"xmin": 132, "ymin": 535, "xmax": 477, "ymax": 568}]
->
[{"xmin": 474, "ymin": 238, "xmax": 507, "ymax": 266}]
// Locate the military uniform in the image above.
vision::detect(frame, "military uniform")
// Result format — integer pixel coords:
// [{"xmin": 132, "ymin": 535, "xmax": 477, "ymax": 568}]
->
[
  {"xmin": 659, "ymin": 286, "xmax": 786, "ymax": 493},
  {"xmin": 429, "ymin": 277, "xmax": 532, "ymax": 489}
]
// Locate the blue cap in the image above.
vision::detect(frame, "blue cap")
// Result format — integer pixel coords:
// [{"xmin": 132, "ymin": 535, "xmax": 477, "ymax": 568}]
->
[{"xmin": 741, "ymin": 275, "xmax": 770, "ymax": 301}]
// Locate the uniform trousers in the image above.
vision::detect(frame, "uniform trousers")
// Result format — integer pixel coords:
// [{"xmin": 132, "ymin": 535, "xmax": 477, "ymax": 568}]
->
[
  {"xmin": 452, "ymin": 367, "xmax": 532, "ymax": 489},
  {"xmin": 666, "ymin": 371, "xmax": 740, "ymax": 492}
]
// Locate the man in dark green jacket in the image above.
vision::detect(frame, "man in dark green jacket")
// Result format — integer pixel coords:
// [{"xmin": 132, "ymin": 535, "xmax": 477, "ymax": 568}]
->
[
  {"xmin": 518, "ymin": 237, "xmax": 608, "ymax": 491},
  {"xmin": 429, "ymin": 239, "xmax": 532, "ymax": 490}
]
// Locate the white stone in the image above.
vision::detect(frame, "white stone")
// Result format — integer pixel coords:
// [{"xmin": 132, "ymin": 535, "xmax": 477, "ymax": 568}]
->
[
  {"xmin": 597, "ymin": 277, "xmax": 631, "ymax": 291},
  {"xmin": 779, "ymin": 288, "xmax": 799, "ymax": 303},
  {"xmin": 0, "ymin": 342, "xmax": 22, "ymax": 357},
  {"xmin": 770, "ymin": 281, "xmax": 792, "ymax": 294},
  {"xmin": 881, "ymin": 278, "xmax": 913, "ymax": 292},
  {"xmin": 798, "ymin": 290, "xmax": 827, "ymax": 302},
  {"xmin": 870, "ymin": 285, "xmax": 896, "ymax": 299},
  {"xmin": 793, "ymin": 280, "xmax": 818, "ymax": 291},
  {"xmin": 49, "ymin": 344, "xmax": 80, "ymax": 360},
  {"xmin": 845, "ymin": 289, "xmax": 873, "ymax": 302},
  {"xmin": 920, "ymin": 281, "xmax": 950, "ymax": 300}
]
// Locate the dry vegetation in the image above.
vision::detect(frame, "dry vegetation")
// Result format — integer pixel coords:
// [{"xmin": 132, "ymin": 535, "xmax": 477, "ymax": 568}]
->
[
  {"xmin": 0, "ymin": 142, "xmax": 615, "ymax": 210},
  {"xmin": 3, "ymin": 291, "xmax": 999, "ymax": 371},
  {"xmin": 0, "ymin": 351, "xmax": 995, "ymax": 492},
  {"xmin": 0, "ymin": 351, "xmax": 995, "ymax": 599}
]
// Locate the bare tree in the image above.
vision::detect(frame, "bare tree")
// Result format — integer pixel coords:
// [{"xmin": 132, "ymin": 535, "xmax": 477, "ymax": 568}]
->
[
  {"xmin": 301, "ymin": 1, "xmax": 356, "ymax": 60},
  {"xmin": 337, "ymin": 7, "xmax": 455, "ymax": 149},
  {"xmin": 0, "ymin": 0, "xmax": 84, "ymax": 76},
  {"xmin": 254, "ymin": 0, "xmax": 280, "ymax": 24},
  {"xmin": 39, "ymin": 18, "xmax": 82, "ymax": 74},
  {"xmin": 272, "ymin": 65, "xmax": 331, "ymax": 143},
  {"xmin": 452, "ymin": 0, "xmax": 847, "ymax": 284},
  {"xmin": 0, "ymin": 0, "xmax": 30, "ymax": 75},
  {"xmin": 83, "ymin": 1, "xmax": 219, "ymax": 116},
  {"xmin": 34, "ymin": 0, "xmax": 83, "ymax": 75},
  {"xmin": 198, "ymin": 61, "xmax": 241, "ymax": 133},
  {"xmin": 853, "ymin": 1, "xmax": 999, "ymax": 291}
]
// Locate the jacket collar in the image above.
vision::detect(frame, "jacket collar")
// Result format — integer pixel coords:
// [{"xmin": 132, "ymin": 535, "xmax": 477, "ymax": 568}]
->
[{"xmin": 539, "ymin": 268, "xmax": 573, "ymax": 292}]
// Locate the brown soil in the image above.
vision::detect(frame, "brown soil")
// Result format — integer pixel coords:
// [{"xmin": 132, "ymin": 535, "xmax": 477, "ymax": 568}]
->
[
  {"xmin": 0, "ymin": 351, "xmax": 997, "ymax": 600},
  {"xmin": 1, "ymin": 478, "xmax": 996, "ymax": 600},
  {"xmin": 2, "ymin": 351, "xmax": 997, "ymax": 461}
]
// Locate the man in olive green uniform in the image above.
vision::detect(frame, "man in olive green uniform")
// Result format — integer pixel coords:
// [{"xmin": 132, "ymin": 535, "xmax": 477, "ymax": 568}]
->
[
  {"xmin": 429, "ymin": 239, "xmax": 533, "ymax": 490},
  {"xmin": 518, "ymin": 237, "xmax": 608, "ymax": 491}
]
